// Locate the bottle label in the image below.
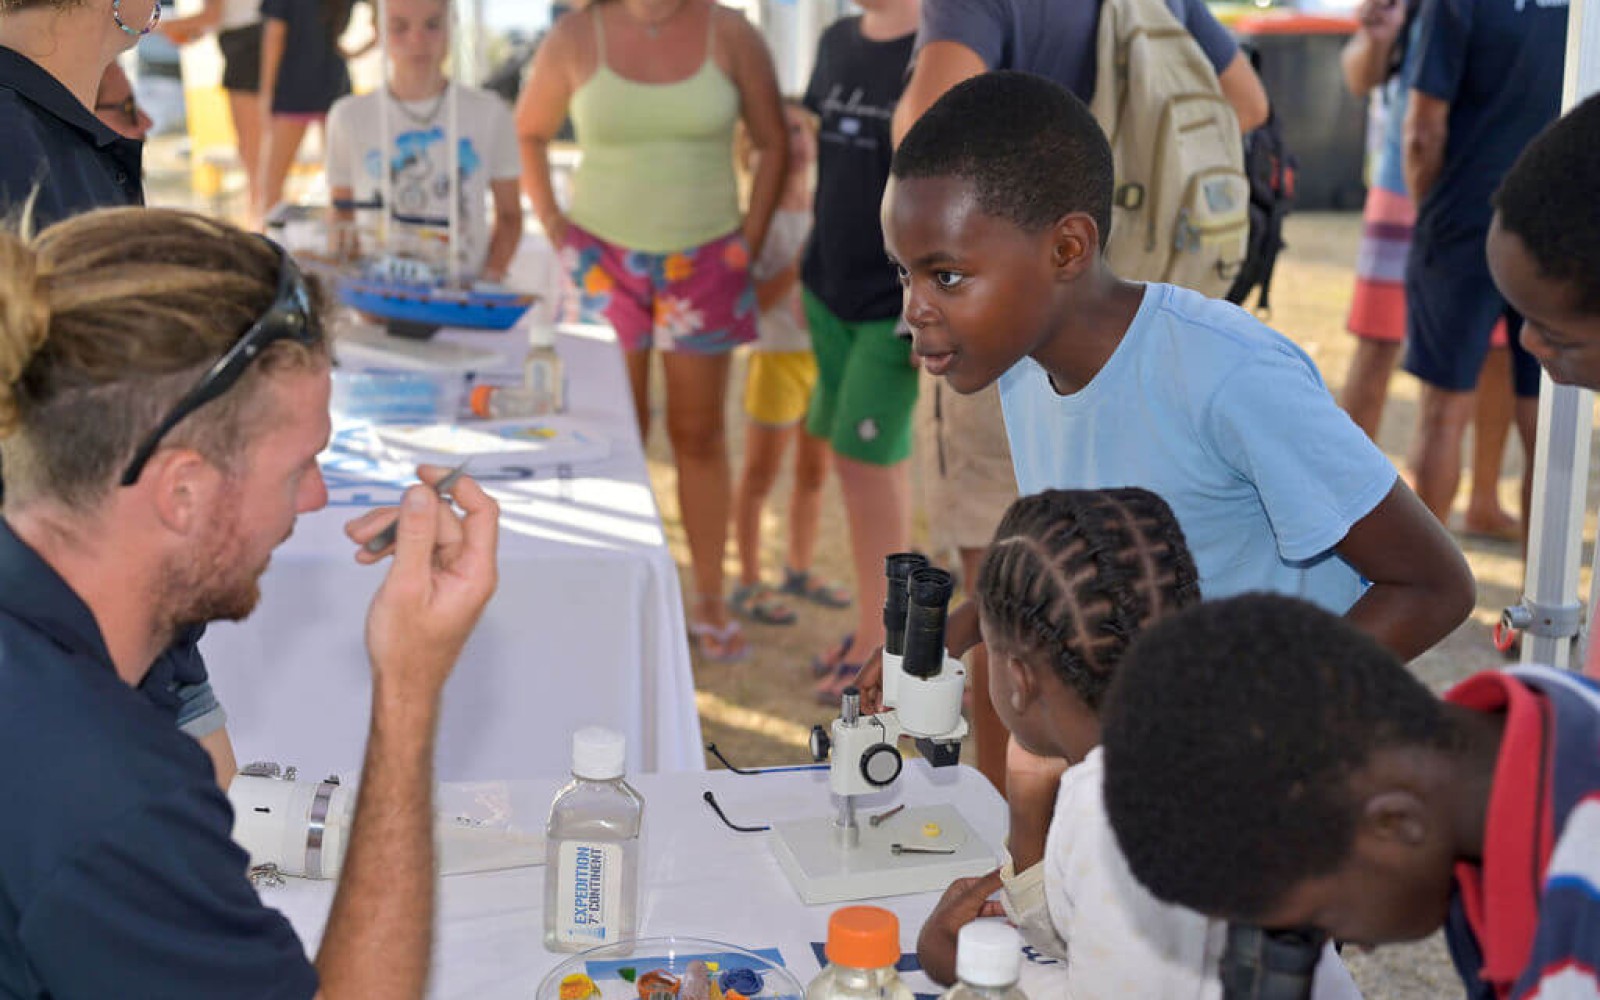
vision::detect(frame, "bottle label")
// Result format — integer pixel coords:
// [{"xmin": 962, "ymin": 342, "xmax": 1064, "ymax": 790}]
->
[{"xmin": 554, "ymin": 841, "xmax": 622, "ymax": 945}]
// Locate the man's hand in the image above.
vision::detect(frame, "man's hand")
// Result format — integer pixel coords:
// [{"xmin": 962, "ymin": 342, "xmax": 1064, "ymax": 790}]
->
[
  {"xmin": 345, "ymin": 466, "xmax": 500, "ymax": 699},
  {"xmin": 916, "ymin": 870, "xmax": 1006, "ymax": 986}
]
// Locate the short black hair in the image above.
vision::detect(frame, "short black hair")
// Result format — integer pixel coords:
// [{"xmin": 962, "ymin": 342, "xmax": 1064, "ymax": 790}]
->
[
  {"xmin": 892, "ymin": 71, "xmax": 1114, "ymax": 245},
  {"xmin": 976, "ymin": 488, "xmax": 1201, "ymax": 710},
  {"xmin": 1494, "ymin": 93, "xmax": 1600, "ymax": 314},
  {"xmin": 1100, "ymin": 593, "xmax": 1458, "ymax": 920}
]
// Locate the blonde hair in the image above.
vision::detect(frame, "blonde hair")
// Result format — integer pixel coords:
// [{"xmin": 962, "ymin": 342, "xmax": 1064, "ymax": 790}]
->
[{"xmin": 0, "ymin": 207, "xmax": 331, "ymax": 510}]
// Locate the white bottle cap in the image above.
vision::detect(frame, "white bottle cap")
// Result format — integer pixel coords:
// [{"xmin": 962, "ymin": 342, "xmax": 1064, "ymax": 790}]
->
[
  {"xmin": 955, "ymin": 922, "xmax": 1022, "ymax": 988},
  {"xmin": 571, "ymin": 726, "xmax": 626, "ymax": 780},
  {"xmin": 527, "ymin": 322, "xmax": 557, "ymax": 349}
]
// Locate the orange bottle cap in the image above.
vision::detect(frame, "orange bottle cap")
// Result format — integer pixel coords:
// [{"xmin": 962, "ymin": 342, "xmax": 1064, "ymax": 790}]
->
[
  {"xmin": 468, "ymin": 383, "xmax": 495, "ymax": 417},
  {"xmin": 824, "ymin": 906, "xmax": 900, "ymax": 969}
]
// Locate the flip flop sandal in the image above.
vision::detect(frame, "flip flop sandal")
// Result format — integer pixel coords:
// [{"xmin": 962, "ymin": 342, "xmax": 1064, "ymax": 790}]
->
[
  {"xmin": 781, "ymin": 568, "xmax": 853, "ymax": 609},
  {"xmin": 813, "ymin": 660, "xmax": 862, "ymax": 706},
  {"xmin": 729, "ymin": 582, "xmax": 798, "ymax": 626},
  {"xmin": 810, "ymin": 632, "xmax": 854, "ymax": 678},
  {"xmin": 689, "ymin": 618, "xmax": 749, "ymax": 664}
]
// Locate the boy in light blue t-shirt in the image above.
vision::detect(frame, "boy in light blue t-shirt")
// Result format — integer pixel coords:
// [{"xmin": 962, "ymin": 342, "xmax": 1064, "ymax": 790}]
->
[{"xmin": 879, "ymin": 71, "xmax": 1475, "ymax": 666}]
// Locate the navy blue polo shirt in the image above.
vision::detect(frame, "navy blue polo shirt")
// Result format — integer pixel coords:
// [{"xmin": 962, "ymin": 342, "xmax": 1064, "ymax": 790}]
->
[
  {"xmin": 1409, "ymin": 0, "xmax": 1567, "ymax": 243},
  {"xmin": 0, "ymin": 46, "xmax": 143, "ymax": 227},
  {"xmin": 0, "ymin": 520, "xmax": 317, "ymax": 999}
]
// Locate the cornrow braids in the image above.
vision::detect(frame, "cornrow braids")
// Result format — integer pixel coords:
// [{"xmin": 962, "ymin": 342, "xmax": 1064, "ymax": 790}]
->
[{"xmin": 976, "ymin": 488, "xmax": 1201, "ymax": 709}]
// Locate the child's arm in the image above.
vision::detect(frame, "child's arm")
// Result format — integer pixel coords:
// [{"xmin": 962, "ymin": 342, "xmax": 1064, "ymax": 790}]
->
[
  {"xmin": 1006, "ymin": 738, "xmax": 1067, "ymax": 872},
  {"xmin": 328, "ymin": 185, "xmax": 358, "ymax": 259},
  {"xmin": 481, "ymin": 178, "xmax": 523, "ymax": 284},
  {"xmin": 1335, "ymin": 481, "xmax": 1475, "ymax": 659},
  {"xmin": 915, "ymin": 870, "xmax": 1005, "ymax": 987},
  {"xmin": 755, "ymin": 263, "xmax": 798, "ymax": 315}
]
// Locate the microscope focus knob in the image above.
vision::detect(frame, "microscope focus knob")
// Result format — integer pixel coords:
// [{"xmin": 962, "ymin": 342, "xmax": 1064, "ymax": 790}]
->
[
  {"xmin": 809, "ymin": 725, "xmax": 832, "ymax": 763},
  {"xmin": 860, "ymin": 743, "xmax": 903, "ymax": 787}
]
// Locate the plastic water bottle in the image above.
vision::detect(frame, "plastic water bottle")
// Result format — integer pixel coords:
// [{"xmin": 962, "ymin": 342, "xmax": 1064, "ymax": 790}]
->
[
  {"xmin": 543, "ymin": 727, "xmax": 643, "ymax": 952},
  {"xmin": 939, "ymin": 923, "xmax": 1028, "ymax": 1000},
  {"xmin": 469, "ymin": 383, "xmax": 547, "ymax": 420},
  {"xmin": 805, "ymin": 906, "xmax": 915, "ymax": 1000},
  {"xmin": 523, "ymin": 323, "xmax": 565, "ymax": 414}
]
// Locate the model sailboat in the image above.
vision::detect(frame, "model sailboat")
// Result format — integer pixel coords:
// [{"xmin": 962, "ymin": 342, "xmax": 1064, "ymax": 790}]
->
[{"xmin": 335, "ymin": 0, "xmax": 534, "ymax": 335}]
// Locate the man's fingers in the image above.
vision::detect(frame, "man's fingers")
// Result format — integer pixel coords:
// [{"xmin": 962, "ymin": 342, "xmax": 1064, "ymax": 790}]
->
[
  {"xmin": 444, "ymin": 474, "xmax": 500, "ymax": 590},
  {"xmin": 389, "ymin": 484, "xmax": 440, "ymax": 586}
]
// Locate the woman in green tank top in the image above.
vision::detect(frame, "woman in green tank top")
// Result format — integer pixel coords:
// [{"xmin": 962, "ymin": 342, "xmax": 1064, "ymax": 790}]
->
[{"xmin": 516, "ymin": 0, "xmax": 788, "ymax": 663}]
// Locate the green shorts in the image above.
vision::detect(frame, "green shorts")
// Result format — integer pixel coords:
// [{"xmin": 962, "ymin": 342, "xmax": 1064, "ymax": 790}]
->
[{"xmin": 802, "ymin": 289, "xmax": 918, "ymax": 466}]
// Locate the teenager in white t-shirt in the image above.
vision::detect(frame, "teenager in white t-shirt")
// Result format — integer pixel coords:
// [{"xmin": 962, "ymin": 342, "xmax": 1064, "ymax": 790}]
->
[{"xmin": 325, "ymin": 0, "xmax": 522, "ymax": 282}]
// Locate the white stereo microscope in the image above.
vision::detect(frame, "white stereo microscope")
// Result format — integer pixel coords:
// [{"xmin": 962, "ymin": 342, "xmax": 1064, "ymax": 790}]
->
[{"xmin": 771, "ymin": 556, "xmax": 997, "ymax": 904}]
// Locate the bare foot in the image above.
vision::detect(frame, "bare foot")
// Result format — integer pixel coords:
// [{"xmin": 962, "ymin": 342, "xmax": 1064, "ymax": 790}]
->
[{"xmin": 1460, "ymin": 506, "xmax": 1521, "ymax": 542}]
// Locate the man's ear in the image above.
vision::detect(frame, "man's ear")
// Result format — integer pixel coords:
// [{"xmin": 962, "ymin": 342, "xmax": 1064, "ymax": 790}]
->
[
  {"xmin": 142, "ymin": 448, "xmax": 217, "ymax": 536},
  {"xmin": 1358, "ymin": 789, "xmax": 1431, "ymax": 848},
  {"xmin": 1050, "ymin": 212, "xmax": 1101, "ymax": 280}
]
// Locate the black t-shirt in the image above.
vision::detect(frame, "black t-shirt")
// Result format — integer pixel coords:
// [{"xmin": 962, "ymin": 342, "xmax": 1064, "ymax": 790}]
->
[
  {"xmin": 801, "ymin": 18, "xmax": 915, "ymax": 324},
  {"xmin": 259, "ymin": 0, "xmax": 355, "ymax": 114}
]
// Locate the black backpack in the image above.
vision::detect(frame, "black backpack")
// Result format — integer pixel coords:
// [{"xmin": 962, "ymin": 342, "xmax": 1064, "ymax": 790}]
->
[{"xmin": 1225, "ymin": 47, "xmax": 1298, "ymax": 314}]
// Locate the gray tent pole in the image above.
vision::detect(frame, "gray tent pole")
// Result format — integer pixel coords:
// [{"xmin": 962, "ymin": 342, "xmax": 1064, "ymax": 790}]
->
[{"xmin": 1506, "ymin": 0, "xmax": 1599, "ymax": 671}]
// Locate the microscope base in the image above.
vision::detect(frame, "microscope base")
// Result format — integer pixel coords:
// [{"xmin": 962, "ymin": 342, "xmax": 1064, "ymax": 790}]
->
[{"xmin": 770, "ymin": 804, "xmax": 996, "ymax": 905}]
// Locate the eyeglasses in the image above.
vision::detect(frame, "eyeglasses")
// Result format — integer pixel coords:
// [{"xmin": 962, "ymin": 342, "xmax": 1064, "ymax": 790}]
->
[
  {"xmin": 120, "ymin": 238, "xmax": 320, "ymax": 487},
  {"xmin": 95, "ymin": 95, "xmax": 142, "ymax": 125}
]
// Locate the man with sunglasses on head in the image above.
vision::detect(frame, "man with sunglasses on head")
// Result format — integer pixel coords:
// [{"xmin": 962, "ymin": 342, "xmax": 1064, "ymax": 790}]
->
[{"xmin": 0, "ymin": 206, "xmax": 500, "ymax": 999}]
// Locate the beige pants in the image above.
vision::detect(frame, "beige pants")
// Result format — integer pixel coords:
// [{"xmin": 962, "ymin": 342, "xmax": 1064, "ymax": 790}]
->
[{"xmin": 914, "ymin": 373, "xmax": 1018, "ymax": 557}]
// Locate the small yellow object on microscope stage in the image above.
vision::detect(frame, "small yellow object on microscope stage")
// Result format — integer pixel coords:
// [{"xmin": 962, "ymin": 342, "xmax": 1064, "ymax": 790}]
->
[{"xmin": 922, "ymin": 822, "xmax": 942, "ymax": 838}]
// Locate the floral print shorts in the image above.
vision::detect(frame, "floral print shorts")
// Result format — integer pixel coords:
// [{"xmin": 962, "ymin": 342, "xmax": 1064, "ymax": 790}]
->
[{"xmin": 559, "ymin": 223, "xmax": 758, "ymax": 354}]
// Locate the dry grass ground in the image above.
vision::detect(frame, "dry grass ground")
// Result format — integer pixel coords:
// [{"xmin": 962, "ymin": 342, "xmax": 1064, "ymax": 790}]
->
[{"xmin": 643, "ymin": 213, "xmax": 1600, "ymax": 1000}]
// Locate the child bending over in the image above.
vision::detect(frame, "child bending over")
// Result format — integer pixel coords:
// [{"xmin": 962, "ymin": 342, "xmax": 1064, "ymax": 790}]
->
[
  {"xmin": 860, "ymin": 70, "xmax": 1472, "ymax": 709},
  {"xmin": 1102, "ymin": 593, "xmax": 1600, "ymax": 1000},
  {"xmin": 916, "ymin": 488, "xmax": 1360, "ymax": 997}
]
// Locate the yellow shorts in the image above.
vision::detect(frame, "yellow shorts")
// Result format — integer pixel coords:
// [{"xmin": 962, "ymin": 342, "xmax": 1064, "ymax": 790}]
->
[{"xmin": 744, "ymin": 350, "xmax": 818, "ymax": 427}]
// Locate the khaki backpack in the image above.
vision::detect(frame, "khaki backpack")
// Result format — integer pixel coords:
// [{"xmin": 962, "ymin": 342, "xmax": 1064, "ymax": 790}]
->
[{"xmin": 1089, "ymin": 0, "xmax": 1250, "ymax": 297}]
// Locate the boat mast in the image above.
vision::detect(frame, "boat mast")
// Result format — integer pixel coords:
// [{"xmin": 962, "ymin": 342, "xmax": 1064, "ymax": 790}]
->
[
  {"xmin": 446, "ymin": 0, "xmax": 462, "ymax": 288},
  {"xmin": 377, "ymin": 0, "xmax": 393, "ymax": 251}
]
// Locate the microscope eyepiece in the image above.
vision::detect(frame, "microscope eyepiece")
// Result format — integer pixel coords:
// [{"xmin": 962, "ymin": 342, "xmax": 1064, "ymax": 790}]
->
[
  {"xmin": 902, "ymin": 566, "xmax": 953, "ymax": 679},
  {"xmin": 883, "ymin": 553, "xmax": 929, "ymax": 656}
]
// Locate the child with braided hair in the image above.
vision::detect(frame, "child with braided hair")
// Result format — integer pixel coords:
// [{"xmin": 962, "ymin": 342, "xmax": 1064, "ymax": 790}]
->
[{"xmin": 915, "ymin": 487, "xmax": 1360, "ymax": 998}]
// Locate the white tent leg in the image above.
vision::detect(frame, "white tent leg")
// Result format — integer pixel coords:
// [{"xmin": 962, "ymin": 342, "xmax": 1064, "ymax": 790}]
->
[{"xmin": 1509, "ymin": 0, "xmax": 1599, "ymax": 671}]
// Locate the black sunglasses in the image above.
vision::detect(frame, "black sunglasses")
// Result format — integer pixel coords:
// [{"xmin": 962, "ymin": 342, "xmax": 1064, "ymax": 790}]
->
[
  {"xmin": 120, "ymin": 238, "xmax": 320, "ymax": 487},
  {"xmin": 95, "ymin": 95, "xmax": 141, "ymax": 124}
]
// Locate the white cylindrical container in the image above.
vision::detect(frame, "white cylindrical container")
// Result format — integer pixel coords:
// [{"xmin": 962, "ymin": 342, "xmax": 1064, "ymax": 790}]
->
[
  {"xmin": 941, "ymin": 922, "xmax": 1028, "ymax": 1000},
  {"xmin": 229, "ymin": 772, "xmax": 354, "ymax": 879}
]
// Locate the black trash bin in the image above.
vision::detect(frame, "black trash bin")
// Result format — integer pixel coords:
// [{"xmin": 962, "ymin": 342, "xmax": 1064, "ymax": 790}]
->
[{"xmin": 1234, "ymin": 13, "xmax": 1370, "ymax": 211}]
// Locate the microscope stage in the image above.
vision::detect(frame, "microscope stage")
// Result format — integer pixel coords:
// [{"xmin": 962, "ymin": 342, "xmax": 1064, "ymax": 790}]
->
[{"xmin": 770, "ymin": 804, "xmax": 997, "ymax": 905}]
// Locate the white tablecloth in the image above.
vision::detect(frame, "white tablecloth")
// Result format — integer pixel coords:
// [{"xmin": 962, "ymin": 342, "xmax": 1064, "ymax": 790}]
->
[
  {"xmin": 200, "ymin": 317, "xmax": 702, "ymax": 780},
  {"xmin": 260, "ymin": 763, "xmax": 1363, "ymax": 999}
]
